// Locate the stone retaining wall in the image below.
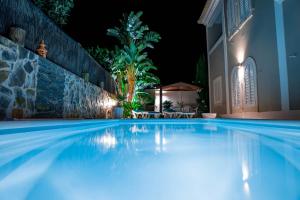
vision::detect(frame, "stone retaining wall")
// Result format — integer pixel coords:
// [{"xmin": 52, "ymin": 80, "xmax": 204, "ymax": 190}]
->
[
  {"xmin": 0, "ymin": 0, "xmax": 115, "ymax": 93},
  {"xmin": 0, "ymin": 36, "xmax": 116, "ymax": 120}
]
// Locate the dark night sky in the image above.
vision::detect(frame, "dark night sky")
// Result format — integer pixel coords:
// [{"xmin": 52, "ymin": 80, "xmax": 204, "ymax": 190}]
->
[{"xmin": 64, "ymin": 0, "xmax": 207, "ymax": 85}]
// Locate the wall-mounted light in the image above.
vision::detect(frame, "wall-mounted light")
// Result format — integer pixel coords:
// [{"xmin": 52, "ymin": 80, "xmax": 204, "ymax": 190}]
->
[
  {"xmin": 104, "ymin": 98, "xmax": 117, "ymax": 109},
  {"xmin": 237, "ymin": 45, "xmax": 245, "ymax": 82},
  {"xmin": 237, "ymin": 50, "xmax": 245, "ymax": 64},
  {"xmin": 238, "ymin": 64, "xmax": 245, "ymax": 82}
]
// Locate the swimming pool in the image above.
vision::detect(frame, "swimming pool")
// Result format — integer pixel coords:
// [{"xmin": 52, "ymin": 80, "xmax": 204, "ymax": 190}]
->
[{"xmin": 0, "ymin": 119, "xmax": 300, "ymax": 200}]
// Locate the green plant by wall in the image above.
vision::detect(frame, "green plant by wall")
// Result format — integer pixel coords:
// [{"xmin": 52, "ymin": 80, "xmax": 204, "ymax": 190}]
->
[
  {"xmin": 136, "ymin": 92, "xmax": 154, "ymax": 107},
  {"xmin": 33, "ymin": 0, "xmax": 75, "ymax": 26},
  {"xmin": 162, "ymin": 100, "xmax": 173, "ymax": 111},
  {"xmin": 197, "ymin": 88, "xmax": 209, "ymax": 113},
  {"xmin": 87, "ymin": 47, "xmax": 112, "ymax": 71},
  {"xmin": 122, "ymin": 101, "xmax": 142, "ymax": 118}
]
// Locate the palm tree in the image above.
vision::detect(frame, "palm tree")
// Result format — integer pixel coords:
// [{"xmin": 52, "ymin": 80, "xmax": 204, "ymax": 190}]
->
[
  {"xmin": 107, "ymin": 11, "xmax": 161, "ymax": 103},
  {"xmin": 119, "ymin": 41, "xmax": 159, "ymax": 102},
  {"xmin": 88, "ymin": 11, "xmax": 161, "ymax": 117}
]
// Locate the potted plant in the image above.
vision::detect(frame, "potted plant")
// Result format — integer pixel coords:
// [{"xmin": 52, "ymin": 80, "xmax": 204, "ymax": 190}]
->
[
  {"xmin": 202, "ymin": 113, "xmax": 217, "ymax": 119},
  {"xmin": 113, "ymin": 101, "xmax": 124, "ymax": 119},
  {"xmin": 162, "ymin": 100, "xmax": 173, "ymax": 111}
]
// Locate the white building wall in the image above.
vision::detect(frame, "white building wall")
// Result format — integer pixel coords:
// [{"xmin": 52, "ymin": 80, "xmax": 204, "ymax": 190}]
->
[{"xmin": 155, "ymin": 90, "xmax": 198, "ymax": 112}]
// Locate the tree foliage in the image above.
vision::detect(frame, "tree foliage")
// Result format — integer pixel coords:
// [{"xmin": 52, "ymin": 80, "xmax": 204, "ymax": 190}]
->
[
  {"xmin": 87, "ymin": 46, "xmax": 113, "ymax": 71},
  {"xmin": 162, "ymin": 100, "xmax": 173, "ymax": 111},
  {"xmin": 106, "ymin": 11, "xmax": 161, "ymax": 103},
  {"xmin": 195, "ymin": 54, "xmax": 209, "ymax": 113},
  {"xmin": 33, "ymin": 0, "xmax": 75, "ymax": 25},
  {"xmin": 195, "ymin": 54, "xmax": 208, "ymax": 87},
  {"xmin": 88, "ymin": 11, "xmax": 161, "ymax": 117}
]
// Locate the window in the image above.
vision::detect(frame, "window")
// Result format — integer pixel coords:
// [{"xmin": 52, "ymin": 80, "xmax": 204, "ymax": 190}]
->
[
  {"xmin": 207, "ymin": 12, "xmax": 223, "ymax": 50},
  {"xmin": 213, "ymin": 76, "xmax": 223, "ymax": 105},
  {"xmin": 227, "ymin": 0, "xmax": 252, "ymax": 36},
  {"xmin": 231, "ymin": 67, "xmax": 242, "ymax": 109},
  {"xmin": 243, "ymin": 57, "xmax": 257, "ymax": 107},
  {"xmin": 231, "ymin": 57, "xmax": 257, "ymax": 113}
]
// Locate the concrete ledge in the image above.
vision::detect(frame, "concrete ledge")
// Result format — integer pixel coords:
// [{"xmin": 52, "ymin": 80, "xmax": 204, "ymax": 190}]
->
[{"xmin": 221, "ymin": 110, "xmax": 300, "ymax": 120}]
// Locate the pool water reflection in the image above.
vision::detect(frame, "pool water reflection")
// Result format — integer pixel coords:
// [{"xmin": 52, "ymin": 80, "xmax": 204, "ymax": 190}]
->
[{"xmin": 0, "ymin": 120, "xmax": 300, "ymax": 200}]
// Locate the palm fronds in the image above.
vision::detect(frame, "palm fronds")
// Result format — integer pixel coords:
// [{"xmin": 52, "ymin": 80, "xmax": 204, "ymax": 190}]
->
[{"xmin": 88, "ymin": 11, "xmax": 161, "ymax": 107}]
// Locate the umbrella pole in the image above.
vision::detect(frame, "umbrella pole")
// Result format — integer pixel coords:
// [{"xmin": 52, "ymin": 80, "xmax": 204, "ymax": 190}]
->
[{"xmin": 160, "ymin": 86, "xmax": 163, "ymax": 113}]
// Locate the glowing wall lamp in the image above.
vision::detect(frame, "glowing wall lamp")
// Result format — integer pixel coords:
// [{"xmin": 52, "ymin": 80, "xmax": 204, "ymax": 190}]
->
[
  {"xmin": 237, "ymin": 48, "xmax": 245, "ymax": 82},
  {"xmin": 237, "ymin": 49, "xmax": 245, "ymax": 64},
  {"xmin": 238, "ymin": 63, "xmax": 245, "ymax": 82}
]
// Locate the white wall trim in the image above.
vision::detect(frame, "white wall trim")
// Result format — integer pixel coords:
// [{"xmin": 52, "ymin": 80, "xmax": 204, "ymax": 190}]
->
[
  {"xmin": 198, "ymin": 0, "xmax": 221, "ymax": 25},
  {"xmin": 222, "ymin": 3, "xmax": 230, "ymax": 114},
  {"xmin": 228, "ymin": 14, "xmax": 254, "ymax": 41},
  {"xmin": 274, "ymin": 0, "xmax": 290, "ymax": 111},
  {"xmin": 206, "ymin": 28, "xmax": 213, "ymax": 113},
  {"xmin": 213, "ymin": 76, "xmax": 223, "ymax": 105},
  {"xmin": 208, "ymin": 35, "xmax": 224, "ymax": 55}
]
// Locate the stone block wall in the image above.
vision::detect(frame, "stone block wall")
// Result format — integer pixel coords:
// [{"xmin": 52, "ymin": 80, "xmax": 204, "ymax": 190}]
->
[
  {"xmin": 0, "ymin": 0, "xmax": 115, "ymax": 93},
  {"xmin": 63, "ymin": 73, "xmax": 115, "ymax": 118},
  {"xmin": 0, "ymin": 36, "xmax": 117, "ymax": 120}
]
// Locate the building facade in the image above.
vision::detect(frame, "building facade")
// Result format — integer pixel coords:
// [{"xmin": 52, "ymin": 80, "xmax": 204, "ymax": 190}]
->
[{"xmin": 199, "ymin": 0, "xmax": 300, "ymax": 119}]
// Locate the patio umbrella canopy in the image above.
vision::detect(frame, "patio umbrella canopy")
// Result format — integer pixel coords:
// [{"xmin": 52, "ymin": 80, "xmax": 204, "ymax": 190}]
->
[{"xmin": 162, "ymin": 82, "xmax": 201, "ymax": 91}]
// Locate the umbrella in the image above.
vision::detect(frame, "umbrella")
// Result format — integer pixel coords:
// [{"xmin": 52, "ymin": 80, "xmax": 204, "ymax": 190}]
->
[{"xmin": 162, "ymin": 82, "xmax": 201, "ymax": 91}]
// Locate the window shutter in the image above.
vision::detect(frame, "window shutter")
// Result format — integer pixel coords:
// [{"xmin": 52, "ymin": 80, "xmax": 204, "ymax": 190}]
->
[
  {"xmin": 213, "ymin": 76, "xmax": 223, "ymax": 105},
  {"xmin": 227, "ymin": 0, "xmax": 235, "ymax": 35},
  {"xmin": 227, "ymin": 0, "xmax": 252, "ymax": 37},
  {"xmin": 244, "ymin": 57, "xmax": 257, "ymax": 107},
  {"xmin": 231, "ymin": 58, "xmax": 257, "ymax": 112},
  {"xmin": 240, "ymin": 0, "xmax": 251, "ymax": 20},
  {"xmin": 234, "ymin": 0, "xmax": 240, "ymax": 27},
  {"xmin": 231, "ymin": 67, "xmax": 242, "ymax": 109}
]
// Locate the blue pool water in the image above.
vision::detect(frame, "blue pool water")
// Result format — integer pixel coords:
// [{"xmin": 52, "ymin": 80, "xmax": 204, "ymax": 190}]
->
[{"xmin": 0, "ymin": 119, "xmax": 300, "ymax": 200}]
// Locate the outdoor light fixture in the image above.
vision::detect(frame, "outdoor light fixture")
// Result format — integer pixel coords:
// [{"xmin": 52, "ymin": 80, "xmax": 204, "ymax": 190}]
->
[
  {"xmin": 237, "ymin": 47, "xmax": 245, "ymax": 82},
  {"xmin": 238, "ymin": 63, "xmax": 245, "ymax": 82},
  {"xmin": 237, "ymin": 49, "xmax": 245, "ymax": 64},
  {"xmin": 104, "ymin": 98, "xmax": 117, "ymax": 109}
]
